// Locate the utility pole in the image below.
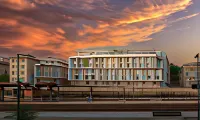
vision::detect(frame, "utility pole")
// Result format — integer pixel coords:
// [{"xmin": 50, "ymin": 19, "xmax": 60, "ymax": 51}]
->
[
  {"xmin": 195, "ymin": 53, "xmax": 200, "ymax": 120},
  {"xmin": 17, "ymin": 54, "xmax": 20, "ymax": 120}
]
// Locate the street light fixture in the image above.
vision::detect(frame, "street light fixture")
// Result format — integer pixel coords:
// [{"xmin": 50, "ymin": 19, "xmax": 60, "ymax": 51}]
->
[
  {"xmin": 195, "ymin": 53, "xmax": 199, "ymax": 120},
  {"xmin": 17, "ymin": 54, "xmax": 35, "ymax": 120}
]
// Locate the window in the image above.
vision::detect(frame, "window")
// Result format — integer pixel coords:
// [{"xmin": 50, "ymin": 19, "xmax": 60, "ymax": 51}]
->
[
  {"xmin": 12, "ymin": 59, "xmax": 14, "ymax": 62},
  {"xmin": 143, "ymin": 82, "xmax": 145, "ymax": 84},
  {"xmin": 21, "ymin": 65, "xmax": 24, "ymax": 69},
  {"xmin": 12, "ymin": 65, "xmax": 14, "ymax": 68},
  {"xmin": 186, "ymin": 72, "xmax": 189, "ymax": 76},
  {"xmin": 136, "ymin": 75, "xmax": 139, "ymax": 80},
  {"xmin": 86, "ymin": 81, "xmax": 89, "ymax": 85},
  {"xmin": 127, "ymin": 64, "xmax": 129, "ymax": 68},
  {"xmin": 12, "ymin": 78, "xmax": 14, "ymax": 81},
  {"xmin": 95, "ymin": 58, "xmax": 98, "ymax": 62},
  {"xmin": 120, "ymin": 64, "xmax": 122, "ymax": 68},
  {"xmin": 12, "ymin": 71, "xmax": 14, "ymax": 75},
  {"xmin": 21, "ymin": 71, "xmax": 24, "ymax": 75},
  {"xmin": 127, "ymin": 58, "xmax": 129, "ymax": 62},
  {"xmin": 22, "ymin": 59, "xmax": 25, "ymax": 62},
  {"xmin": 157, "ymin": 76, "xmax": 159, "ymax": 80},
  {"xmin": 128, "ymin": 82, "xmax": 130, "ymax": 85},
  {"xmin": 51, "ymin": 61, "xmax": 54, "ymax": 64},
  {"xmin": 85, "ymin": 75, "xmax": 88, "ymax": 80},
  {"xmin": 120, "ymin": 58, "xmax": 122, "ymax": 62},
  {"xmin": 148, "ymin": 76, "xmax": 151, "ymax": 80},
  {"xmin": 153, "ymin": 82, "xmax": 156, "ymax": 85},
  {"xmin": 102, "ymin": 81, "xmax": 104, "ymax": 85},
  {"xmin": 46, "ymin": 61, "xmax": 48, "ymax": 63},
  {"xmin": 92, "ymin": 75, "xmax": 95, "ymax": 79},
  {"xmin": 96, "ymin": 64, "xmax": 98, "ymax": 67},
  {"xmin": 75, "ymin": 75, "xmax": 78, "ymax": 79}
]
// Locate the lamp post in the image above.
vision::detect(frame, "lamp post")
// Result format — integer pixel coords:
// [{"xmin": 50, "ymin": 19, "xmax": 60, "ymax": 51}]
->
[
  {"xmin": 195, "ymin": 53, "xmax": 199, "ymax": 120},
  {"xmin": 17, "ymin": 54, "xmax": 35, "ymax": 120}
]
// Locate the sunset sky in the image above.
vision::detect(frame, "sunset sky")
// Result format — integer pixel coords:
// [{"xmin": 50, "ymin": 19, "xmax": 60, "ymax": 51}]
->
[{"xmin": 0, "ymin": 0, "xmax": 200, "ymax": 66}]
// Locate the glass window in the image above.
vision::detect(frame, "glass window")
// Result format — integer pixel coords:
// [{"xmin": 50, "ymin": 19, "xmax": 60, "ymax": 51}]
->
[
  {"xmin": 186, "ymin": 72, "xmax": 189, "ymax": 76},
  {"xmin": 92, "ymin": 75, "xmax": 95, "ymax": 79},
  {"xmin": 85, "ymin": 75, "xmax": 88, "ymax": 80},
  {"xmin": 21, "ymin": 71, "xmax": 24, "ymax": 75},
  {"xmin": 12, "ymin": 65, "xmax": 14, "ymax": 68},
  {"xmin": 12, "ymin": 71, "xmax": 14, "ymax": 75},
  {"xmin": 21, "ymin": 65, "xmax": 24, "ymax": 69},
  {"xmin": 12, "ymin": 59, "xmax": 14, "ymax": 62},
  {"xmin": 120, "ymin": 58, "xmax": 122, "ymax": 62},
  {"xmin": 86, "ymin": 81, "xmax": 89, "ymax": 85},
  {"xmin": 51, "ymin": 61, "xmax": 54, "ymax": 64},
  {"xmin": 22, "ymin": 59, "xmax": 25, "ymax": 62}
]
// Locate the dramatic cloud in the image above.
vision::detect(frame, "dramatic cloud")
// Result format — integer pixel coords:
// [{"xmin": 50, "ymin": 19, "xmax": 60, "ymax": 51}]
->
[{"xmin": 0, "ymin": 0, "xmax": 198, "ymax": 61}]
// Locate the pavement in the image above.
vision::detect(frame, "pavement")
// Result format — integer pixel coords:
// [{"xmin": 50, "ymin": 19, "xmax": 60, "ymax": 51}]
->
[{"xmin": 0, "ymin": 112, "xmax": 198, "ymax": 120}]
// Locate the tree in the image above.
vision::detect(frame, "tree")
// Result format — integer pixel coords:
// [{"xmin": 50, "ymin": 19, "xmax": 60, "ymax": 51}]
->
[
  {"xmin": 170, "ymin": 64, "xmax": 181, "ymax": 75},
  {"xmin": 170, "ymin": 63, "xmax": 181, "ymax": 85},
  {"xmin": 4, "ymin": 105, "xmax": 38, "ymax": 120},
  {"xmin": 0, "ymin": 74, "xmax": 9, "ymax": 82}
]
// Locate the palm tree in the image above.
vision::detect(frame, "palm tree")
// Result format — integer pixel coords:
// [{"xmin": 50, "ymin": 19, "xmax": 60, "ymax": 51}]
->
[{"xmin": 4, "ymin": 105, "xmax": 38, "ymax": 120}]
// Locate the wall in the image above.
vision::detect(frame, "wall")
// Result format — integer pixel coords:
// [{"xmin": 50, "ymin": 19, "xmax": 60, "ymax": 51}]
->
[
  {"xmin": 27, "ymin": 58, "xmax": 39, "ymax": 84},
  {"xmin": 0, "ymin": 64, "xmax": 9, "ymax": 75}
]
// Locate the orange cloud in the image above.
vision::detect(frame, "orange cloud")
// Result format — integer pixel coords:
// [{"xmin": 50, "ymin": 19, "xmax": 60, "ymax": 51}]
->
[
  {"xmin": 118, "ymin": 0, "xmax": 192, "ymax": 25},
  {"xmin": 56, "ymin": 28, "xmax": 66, "ymax": 34},
  {"xmin": 2, "ymin": 0, "xmax": 35, "ymax": 10}
]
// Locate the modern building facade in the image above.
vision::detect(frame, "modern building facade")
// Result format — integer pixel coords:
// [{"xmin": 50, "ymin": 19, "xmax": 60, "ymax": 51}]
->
[
  {"xmin": 180, "ymin": 62, "xmax": 200, "ymax": 87},
  {"xmin": 68, "ymin": 50, "xmax": 170, "ymax": 88},
  {"xmin": 9, "ymin": 55, "xmax": 39, "ymax": 84},
  {"xmin": 34, "ymin": 57, "xmax": 68, "ymax": 85},
  {"xmin": 0, "ymin": 57, "xmax": 9, "ymax": 75}
]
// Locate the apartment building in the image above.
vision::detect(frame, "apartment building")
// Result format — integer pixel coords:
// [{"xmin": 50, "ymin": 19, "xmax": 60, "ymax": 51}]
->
[
  {"xmin": 34, "ymin": 57, "xmax": 68, "ymax": 85},
  {"xmin": 68, "ymin": 49, "xmax": 170, "ymax": 88},
  {"xmin": 0, "ymin": 57, "xmax": 9, "ymax": 75},
  {"xmin": 9, "ymin": 55, "xmax": 39, "ymax": 84},
  {"xmin": 180, "ymin": 62, "xmax": 200, "ymax": 87}
]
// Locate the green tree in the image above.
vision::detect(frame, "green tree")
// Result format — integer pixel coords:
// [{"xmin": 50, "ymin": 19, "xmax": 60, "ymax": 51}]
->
[
  {"xmin": 170, "ymin": 63, "xmax": 181, "ymax": 86},
  {"xmin": 4, "ymin": 105, "xmax": 38, "ymax": 120},
  {"xmin": 170, "ymin": 63, "xmax": 181, "ymax": 75},
  {"xmin": 0, "ymin": 74, "xmax": 9, "ymax": 82}
]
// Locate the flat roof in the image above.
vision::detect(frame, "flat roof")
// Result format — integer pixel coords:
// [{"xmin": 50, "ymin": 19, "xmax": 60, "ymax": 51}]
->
[{"xmin": 183, "ymin": 62, "xmax": 200, "ymax": 66}]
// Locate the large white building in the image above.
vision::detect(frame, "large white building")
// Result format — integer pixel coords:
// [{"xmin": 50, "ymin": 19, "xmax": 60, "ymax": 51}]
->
[{"xmin": 68, "ymin": 49, "xmax": 170, "ymax": 88}]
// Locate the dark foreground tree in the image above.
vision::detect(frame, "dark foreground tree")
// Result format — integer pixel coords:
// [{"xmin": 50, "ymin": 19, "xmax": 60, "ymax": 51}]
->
[{"xmin": 4, "ymin": 105, "xmax": 38, "ymax": 120}]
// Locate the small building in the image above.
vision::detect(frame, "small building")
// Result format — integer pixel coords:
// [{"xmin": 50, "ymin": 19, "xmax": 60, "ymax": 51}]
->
[
  {"xmin": 0, "ymin": 57, "xmax": 9, "ymax": 75},
  {"xmin": 180, "ymin": 62, "xmax": 200, "ymax": 87},
  {"xmin": 68, "ymin": 49, "xmax": 170, "ymax": 88},
  {"xmin": 34, "ymin": 57, "xmax": 68, "ymax": 85},
  {"xmin": 9, "ymin": 55, "xmax": 39, "ymax": 84}
]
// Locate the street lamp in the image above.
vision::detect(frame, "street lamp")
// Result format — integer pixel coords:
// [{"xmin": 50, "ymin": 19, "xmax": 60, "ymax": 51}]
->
[
  {"xmin": 195, "ymin": 53, "xmax": 199, "ymax": 120},
  {"xmin": 17, "ymin": 54, "xmax": 35, "ymax": 120}
]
